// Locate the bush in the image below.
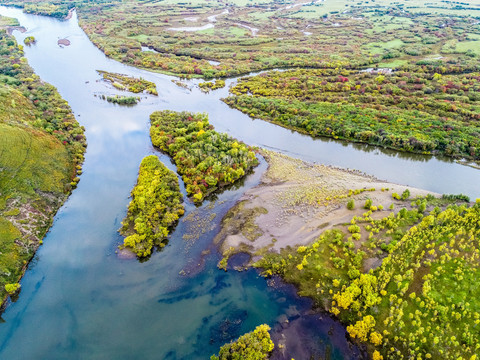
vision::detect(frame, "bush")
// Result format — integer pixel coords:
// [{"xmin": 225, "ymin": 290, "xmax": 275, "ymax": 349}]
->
[
  {"xmin": 150, "ymin": 111, "xmax": 258, "ymax": 203},
  {"xmin": 348, "ymin": 224, "xmax": 361, "ymax": 233},
  {"xmin": 5, "ymin": 283, "xmax": 20, "ymax": 294},
  {"xmin": 364, "ymin": 198, "xmax": 373, "ymax": 209},
  {"xmin": 347, "ymin": 199, "xmax": 355, "ymax": 210},
  {"xmin": 401, "ymin": 189, "xmax": 410, "ymax": 200},
  {"xmin": 442, "ymin": 194, "xmax": 470, "ymax": 202},
  {"xmin": 211, "ymin": 324, "xmax": 274, "ymax": 360},
  {"xmin": 106, "ymin": 95, "xmax": 139, "ymax": 105},
  {"xmin": 119, "ymin": 155, "xmax": 184, "ymax": 257}
]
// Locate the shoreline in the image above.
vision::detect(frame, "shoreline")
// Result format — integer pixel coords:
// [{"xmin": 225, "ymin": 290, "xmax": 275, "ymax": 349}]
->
[
  {"xmin": 215, "ymin": 149, "xmax": 435, "ymax": 259},
  {"xmin": 0, "ymin": 28, "xmax": 86, "ymax": 313},
  {"xmin": 214, "ymin": 149, "xmax": 438, "ymax": 357},
  {"xmin": 0, "ymin": 192, "xmax": 71, "ymax": 312},
  {"xmin": 222, "ymin": 97, "xmax": 480, "ymax": 167},
  {"xmin": 64, "ymin": 7, "xmax": 75, "ymax": 20}
]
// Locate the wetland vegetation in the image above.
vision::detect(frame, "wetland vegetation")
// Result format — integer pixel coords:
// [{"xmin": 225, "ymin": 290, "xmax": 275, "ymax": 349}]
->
[
  {"xmin": 215, "ymin": 150, "xmax": 480, "ymax": 360},
  {"xmin": 149, "ymin": 110, "xmax": 258, "ymax": 204},
  {"xmin": 256, "ymin": 196, "xmax": 480, "ymax": 360},
  {"xmin": 2, "ymin": 0, "xmax": 480, "ymax": 358},
  {"xmin": 103, "ymin": 94, "xmax": 140, "ymax": 105},
  {"xmin": 97, "ymin": 70, "xmax": 158, "ymax": 95},
  {"xmin": 225, "ymin": 66, "xmax": 480, "ymax": 161},
  {"xmin": 210, "ymin": 324, "xmax": 274, "ymax": 360},
  {"xmin": 0, "ymin": 19, "xmax": 85, "ymax": 305},
  {"xmin": 119, "ymin": 155, "xmax": 184, "ymax": 258},
  {"xmin": 5, "ymin": 0, "xmax": 480, "ymax": 78}
]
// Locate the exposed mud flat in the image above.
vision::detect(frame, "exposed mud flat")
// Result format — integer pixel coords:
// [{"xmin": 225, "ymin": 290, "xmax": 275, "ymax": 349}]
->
[{"xmin": 216, "ymin": 150, "xmax": 434, "ymax": 257}]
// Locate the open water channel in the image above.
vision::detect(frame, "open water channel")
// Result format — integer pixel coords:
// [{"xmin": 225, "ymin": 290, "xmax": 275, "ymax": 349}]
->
[{"xmin": 0, "ymin": 6, "xmax": 479, "ymax": 359}]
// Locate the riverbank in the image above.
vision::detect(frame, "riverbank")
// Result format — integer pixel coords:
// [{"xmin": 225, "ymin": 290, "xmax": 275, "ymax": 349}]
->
[
  {"xmin": 0, "ymin": 25, "xmax": 85, "ymax": 310},
  {"xmin": 215, "ymin": 149, "xmax": 434, "ymax": 258},
  {"xmin": 216, "ymin": 150, "xmax": 480, "ymax": 360}
]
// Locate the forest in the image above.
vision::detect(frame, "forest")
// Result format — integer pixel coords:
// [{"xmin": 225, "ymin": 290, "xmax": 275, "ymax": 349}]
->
[
  {"xmin": 225, "ymin": 66, "xmax": 480, "ymax": 161},
  {"xmin": 149, "ymin": 110, "xmax": 258, "ymax": 204},
  {"xmin": 0, "ymin": 23, "xmax": 85, "ymax": 303},
  {"xmin": 119, "ymin": 155, "xmax": 184, "ymax": 258}
]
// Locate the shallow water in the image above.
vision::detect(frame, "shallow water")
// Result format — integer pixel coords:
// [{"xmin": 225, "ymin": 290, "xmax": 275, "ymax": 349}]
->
[{"xmin": 0, "ymin": 6, "xmax": 479, "ymax": 360}]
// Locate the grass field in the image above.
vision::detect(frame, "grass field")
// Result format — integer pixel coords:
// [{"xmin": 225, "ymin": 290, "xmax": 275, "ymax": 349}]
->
[{"xmin": 0, "ymin": 20, "xmax": 85, "ymax": 306}]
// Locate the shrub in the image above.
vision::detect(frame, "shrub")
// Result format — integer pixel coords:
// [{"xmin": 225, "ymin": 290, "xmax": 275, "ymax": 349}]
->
[
  {"xmin": 442, "ymin": 194, "xmax": 470, "ymax": 202},
  {"xmin": 5, "ymin": 283, "xmax": 20, "ymax": 294},
  {"xmin": 150, "ymin": 111, "xmax": 258, "ymax": 203},
  {"xmin": 211, "ymin": 324, "xmax": 274, "ymax": 360},
  {"xmin": 119, "ymin": 155, "xmax": 184, "ymax": 257},
  {"xmin": 364, "ymin": 198, "xmax": 373, "ymax": 209},
  {"xmin": 348, "ymin": 224, "xmax": 361, "ymax": 233},
  {"xmin": 401, "ymin": 189, "xmax": 410, "ymax": 200},
  {"xmin": 347, "ymin": 199, "xmax": 355, "ymax": 210}
]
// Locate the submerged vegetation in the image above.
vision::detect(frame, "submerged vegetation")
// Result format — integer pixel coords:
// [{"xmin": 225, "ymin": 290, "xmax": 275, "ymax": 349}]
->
[
  {"xmin": 256, "ymin": 196, "xmax": 480, "ymax": 359},
  {"xmin": 97, "ymin": 70, "xmax": 158, "ymax": 95},
  {"xmin": 150, "ymin": 111, "xmax": 258, "ymax": 204},
  {"xmin": 120, "ymin": 155, "xmax": 184, "ymax": 258},
  {"xmin": 226, "ymin": 67, "xmax": 480, "ymax": 161},
  {"xmin": 210, "ymin": 324, "xmax": 274, "ymax": 360},
  {"xmin": 0, "ymin": 23, "xmax": 85, "ymax": 305}
]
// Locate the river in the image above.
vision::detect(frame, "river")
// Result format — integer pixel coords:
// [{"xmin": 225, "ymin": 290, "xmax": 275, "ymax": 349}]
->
[{"xmin": 0, "ymin": 6, "xmax": 479, "ymax": 360}]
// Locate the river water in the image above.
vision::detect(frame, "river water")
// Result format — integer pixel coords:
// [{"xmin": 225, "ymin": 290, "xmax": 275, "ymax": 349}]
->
[{"xmin": 0, "ymin": 6, "xmax": 479, "ymax": 360}]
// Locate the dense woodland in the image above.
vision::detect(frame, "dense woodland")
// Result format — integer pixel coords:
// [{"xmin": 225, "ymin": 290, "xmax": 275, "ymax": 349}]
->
[
  {"xmin": 120, "ymin": 155, "xmax": 184, "ymax": 258},
  {"xmin": 225, "ymin": 66, "xmax": 480, "ymax": 161},
  {"xmin": 0, "ymin": 24, "xmax": 85, "ymax": 303},
  {"xmin": 150, "ymin": 111, "xmax": 258, "ymax": 203}
]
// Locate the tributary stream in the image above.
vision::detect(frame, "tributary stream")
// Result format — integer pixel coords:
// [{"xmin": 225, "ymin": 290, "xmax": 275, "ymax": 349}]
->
[{"xmin": 0, "ymin": 6, "xmax": 479, "ymax": 360}]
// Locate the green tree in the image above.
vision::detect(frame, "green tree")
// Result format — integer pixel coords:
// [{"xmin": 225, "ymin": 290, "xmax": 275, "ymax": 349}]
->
[{"xmin": 211, "ymin": 324, "xmax": 274, "ymax": 360}]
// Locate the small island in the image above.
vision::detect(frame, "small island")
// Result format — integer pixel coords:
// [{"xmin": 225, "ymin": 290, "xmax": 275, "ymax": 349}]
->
[
  {"xmin": 98, "ymin": 70, "xmax": 158, "ymax": 95},
  {"xmin": 119, "ymin": 155, "xmax": 184, "ymax": 258},
  {"xmin": 23, "ymin": 35, "xmax": 35, "ymax": 45},
  {"xmin": 57, "ymin": 38, "xmax": 70, "ymax": 46},
  {"xmin": 150, "ymin": 110, "xmax": 258, "ymax": 204}
]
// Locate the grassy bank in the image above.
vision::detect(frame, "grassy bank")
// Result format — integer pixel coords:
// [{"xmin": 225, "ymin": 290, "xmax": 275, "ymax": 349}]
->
[{"xmin": 0, "ymin": 22, "xmax": 86, "ymax": 307}]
